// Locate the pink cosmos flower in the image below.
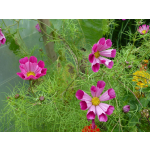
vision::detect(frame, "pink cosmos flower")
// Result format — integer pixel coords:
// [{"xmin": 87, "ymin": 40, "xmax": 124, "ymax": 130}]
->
[
  {"xmin": 138, "ymin": 24, "xmax": 149, "ymax": 35},
  {"xmin": 122, "ymin": 19, "xmax": 126, "ymax": 21},
  {"xmin": 35, "ymin": 24, "xmax": 41, "ymax": 32},
  {"xmin": 0, "ymin": 28, "xmax": 6, "ymax": 46},
  {"xmin": 16, "ymin": 56, "xmax": 47, "ymax": 80},
  {"xmin": 76, "ymin": 80, "xmax": 116, "ymax": 122},
  {"xmin": 122, "ymin": 105, "xmax": 130, "ymax": 113},
  {"xmin": 89, "ymin": 38, "xmax": 116, "ymax": 72}
]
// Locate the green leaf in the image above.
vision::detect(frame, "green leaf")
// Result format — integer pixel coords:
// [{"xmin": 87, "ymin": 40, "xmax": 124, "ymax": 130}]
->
[{"xmin": 78, "ymin": 19, "xmax": 109, "ymax": 47}]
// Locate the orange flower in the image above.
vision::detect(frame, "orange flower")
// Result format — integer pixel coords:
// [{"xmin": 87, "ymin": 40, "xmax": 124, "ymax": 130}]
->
[{"xmin": 81, "ymin": 124, "xmax": 100, "ymax": 132}]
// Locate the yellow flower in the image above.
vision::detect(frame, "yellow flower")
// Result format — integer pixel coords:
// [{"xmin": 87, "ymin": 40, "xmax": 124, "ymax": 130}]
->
[
  {"xmin": 143, "ymin": 60, "xmax": 149, "ymax": 64},
  {"xmin": 132, "ymin": 70, "xmax": 150, "ymax": 88}
]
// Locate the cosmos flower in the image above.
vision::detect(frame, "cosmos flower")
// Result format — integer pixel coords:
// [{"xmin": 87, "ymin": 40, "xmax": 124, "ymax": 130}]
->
[
  {"xmin": 16, "ymin": 56, "xmax": 47, "ymax": 80},
  {"xmin": 138, "ymin": 24, "xmax": 149, "ymax": 35},
  {"xmin": 0, "ymin": 28, "xmax": 6, "ymax": 46},
  {"xmin": 35, "ymin": 24, "xmax": 41, "ymax": 32},
  {"xmin": 89, "ymin": 38, "xmax": 116, "ymax": 72},
  {"xmin": 122, "ymin": 105, "xmax": 130, "ymax": 113},
  {"xmin": 76, "ymin": 80, "xmax": 116, "ymax": 122}
]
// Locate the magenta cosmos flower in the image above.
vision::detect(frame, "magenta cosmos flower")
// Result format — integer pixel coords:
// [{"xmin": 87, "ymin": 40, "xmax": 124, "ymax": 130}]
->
[
  {"xmin": 35, "ymin": 24, "xmax": 41, "ymax": 32},
  {"xmin": 76, "ymin": 81, "xmax": 116, "ymax": 122},
  {"xmin": 89, "ymin": 38, "xmax": 116, "ymax": 72},
  {"xmin": 16, "ymin": 56, "xmax": 47, "ymax": 80},
  {"xmin": 122, "ymin": 105, "xmax": 130, "ymax": 113},
  {"xmin": 138, "ymin": 24, "xmax": 149, "ymax": 35},
  {"xmin": 0, "ymin": 28, "xmax": 6, "ymax": 46}
]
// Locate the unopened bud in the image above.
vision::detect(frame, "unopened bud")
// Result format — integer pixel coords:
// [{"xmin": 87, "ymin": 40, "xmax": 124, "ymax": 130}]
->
[
  {"xmin": 123, "ymin": 105, "xmax": 130, "ymax": 113},
  {"xmin": 15, "ymin": 94, "xmax": 20, "ymax": 99},
  {"xmin": 125, "ymin": 61, "xmax": 129, "ymax": 64},
  {"xmin": 128, "ymin": 65, "xmax": 132, "ymax": 68},
  {"xmin": 39, "ymin": 96, "xmax": 45, "ymax": 101}
]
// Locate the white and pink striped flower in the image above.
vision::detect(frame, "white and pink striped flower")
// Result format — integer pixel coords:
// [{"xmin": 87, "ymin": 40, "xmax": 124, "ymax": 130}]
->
[
  {"xmin": 89, "ymin": 38, "xmax": 116, "ymax": 72},
  {"xmin": 16, "ymin": 56, "xmax": 47, "ymax": 80},
  {"xmin": 76, "ymin": 81, "xmax": 116, "ymax": 122},
  {"xmin": 138, "ymin": 24, "xmax": 149, "ymax": 35}
]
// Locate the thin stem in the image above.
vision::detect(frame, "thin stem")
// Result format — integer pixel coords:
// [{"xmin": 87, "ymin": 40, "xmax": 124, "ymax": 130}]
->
[
  {"xmin": 29, "ymin": 80, "xmax": 36, "ymax": 98},
  {"xmin": 91, "ymin": 119, "xmax": 95, "ymax": 129}
]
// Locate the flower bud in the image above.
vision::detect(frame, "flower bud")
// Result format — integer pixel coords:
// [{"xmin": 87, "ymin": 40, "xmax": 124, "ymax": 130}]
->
[
  {"xmin": 128, "ymin": 65, "xmax": 132, "ymax": 68},
  {"xmin": 7, "ymin": 97, "xmax": 10, "ymax": 99},
  {"xmin": 15, "ymin": 94, "xmax": 20, "ymax": 99},
  {"xmin": 123, "ymin": 105, "xmax": 130, "ymax": 113},
  {"xmin": 125, "ymin": 61, "xmax": 129, "ymax": 64},
  {"xmin": 39, "ymin": 96, "xmax": 45, "ymax": 101}
]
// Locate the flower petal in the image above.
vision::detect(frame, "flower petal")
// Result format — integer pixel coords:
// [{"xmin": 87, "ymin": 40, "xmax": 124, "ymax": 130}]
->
[
  {"xmin": 91, "ymin": 86, "xmax": 97, "ymax": 97},
  {"xmin": 96, "ymin": 105, "xmax": 108, "ymax": 122},
  {"xmin": 87, "ymin": 105, "xmax": 96, "ymax": 120},
  {"xmin": 100, "ymin": 88, "xmax": 116, "ymax": 101},
  {"xmin": 76, "ymin": 90, "xmax": 92, "ymax": 101},
  {"xmin": 99, "ymin": 103, "xmax": 114, "ymax": 115},
  {"xmin": 80, "ymin": 101, "xmax": 92, "ymax": 110},
  {"xmin": 19, "ymin": 57, "xmax": 29, "ymax": 65},
  {"xmin": 89, "ymin": 53, "xmax": 95, "ymax": 63},
  {"xmin": 29, "ymin": 56, "xmax": 37, "ymax": 63},
  {"xmin": 38, "ymin": 60, "xmax": 45, "ymax": 68},
  {"xmin": 41, "ymin": 68, "xmax": 47, "ymax": 75},
  {"xmin": 99, "ymin": 57, "xmax": 114, "ymax": 69},
  {"xmin": 91, "ymin": 58, "xmax": 100, "ymax": 72},
  {"xmin": 92, "ymin": 44, "xmax": 97, "ymax": 53},
  {"xmin": 100, "ymin": 49, "xmax": 116, "ymax": 58},
  {"xmin": 16, "ymin": 72, "xmax": 26, "ymax": 79},
  {"xmin": 96, "ymin": 81, "xmax": 105, "ymax": 97}
]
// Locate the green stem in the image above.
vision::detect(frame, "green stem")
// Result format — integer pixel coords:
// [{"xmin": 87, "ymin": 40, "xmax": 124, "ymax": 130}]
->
[{"xmin": 29, "ymin": 80, "xmax": 36, "ymax": 97}]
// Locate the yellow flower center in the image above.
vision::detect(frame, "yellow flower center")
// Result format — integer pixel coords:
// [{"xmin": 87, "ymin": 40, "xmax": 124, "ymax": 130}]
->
[
  {"xmin": 142, "ymin": 30, "xmax": 146, "ymax": 34},
  {"xmin": 94, "ymin": 51, "xmax": 100, "ymax": 58},
  {"xmin": 26, "ymin": 71, "xmax": 36, "ymax": 77},
  {"xmin": 91, "ymin": 97, "xmax": 100, "ymax": 106}
]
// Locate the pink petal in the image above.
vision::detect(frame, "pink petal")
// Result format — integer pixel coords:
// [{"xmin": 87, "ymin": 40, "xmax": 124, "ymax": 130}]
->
[
  {"xmin": 98, "ymin": 38, "xmax": 105, "ymax": 45},
  {"xmin": 19, "ymin": 57, "xmax": 29, "ymax": 65},
  {"xmin": 1, "ymin": 38, "xmax": 6, "ymax": 44},
  {"xmin": 38, "ymin": 60, "xmax": 45, "ymax": 68},
  {"xmin": 96, "ymin": 80, "xmax": 105, "ymax": 97},
  {"xmin": 30, "ymin": 63, "xmax": 38, "ymax": 72},
  {"xmin": 92, "ymin": 44, "xmax": 97, "ymax": 53},
  {"xmin": 16, "ymin": 72, "xmax": 26, "ymax": 79},
  {"xmin": 89, "ymin": 53, "xmax": 95, "ymax": 63},
  {"xmin": 106, "ymin": 39, "xmax": 112, "ymax": 49},
  {"xmin": 35, "ymin": 73, "xmax": 43, "ymax": 78},
  {"xmin": 34, "ymin": 66, "xmax": 42, "ymax": 74},
  {"xmin": 76, "ymin": 90, "xmax": 92, "ymax": 101},
  {"xmin": 99, "ymin": 57, "xmax": 114, "ymax": 69},
  {"xmin": 100, "ymin": 49, "xmax": 116, "ymax": 58},
  {"xmin": 91, "ymin": 58, "xmax": 100, "ymax": 72},
  {"xmin": 99, "ymin": 114, "xmax": 108, "ymax": 122},
  {"xmin": 80, "ymin": 101, "xmax": 92, "ymax": 110},
  {"xmin": 96, "ymin": 105, "xmax": 108, "ymax": 122},
  {"xmin": 87, "ymin": 105, "xmax": 96, "ymax": 120},
  {"xmin": 99, "ymin": 103, "xmax": 114, "ymax": 115},
  {"xmin": 100, "ymin": 88, "xmax": 116, "ymax": 101},
  {"xmin": 25, "ymin": 75, "xmax": 38, "ymax": 80},
  {"xmin": 92, "ymin": 63, "xmax": 100, "ymax": 72},
  {"xmin": 41, "ymin": 68, "xmax": 47, "ymax": 75},
  {"xmin": 29, "ymin": 56, "xmax": 37, "ymax": 63},
  {"xmin": 91, "ymin": 86, "xmax": 97, "ymax": 97}
]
